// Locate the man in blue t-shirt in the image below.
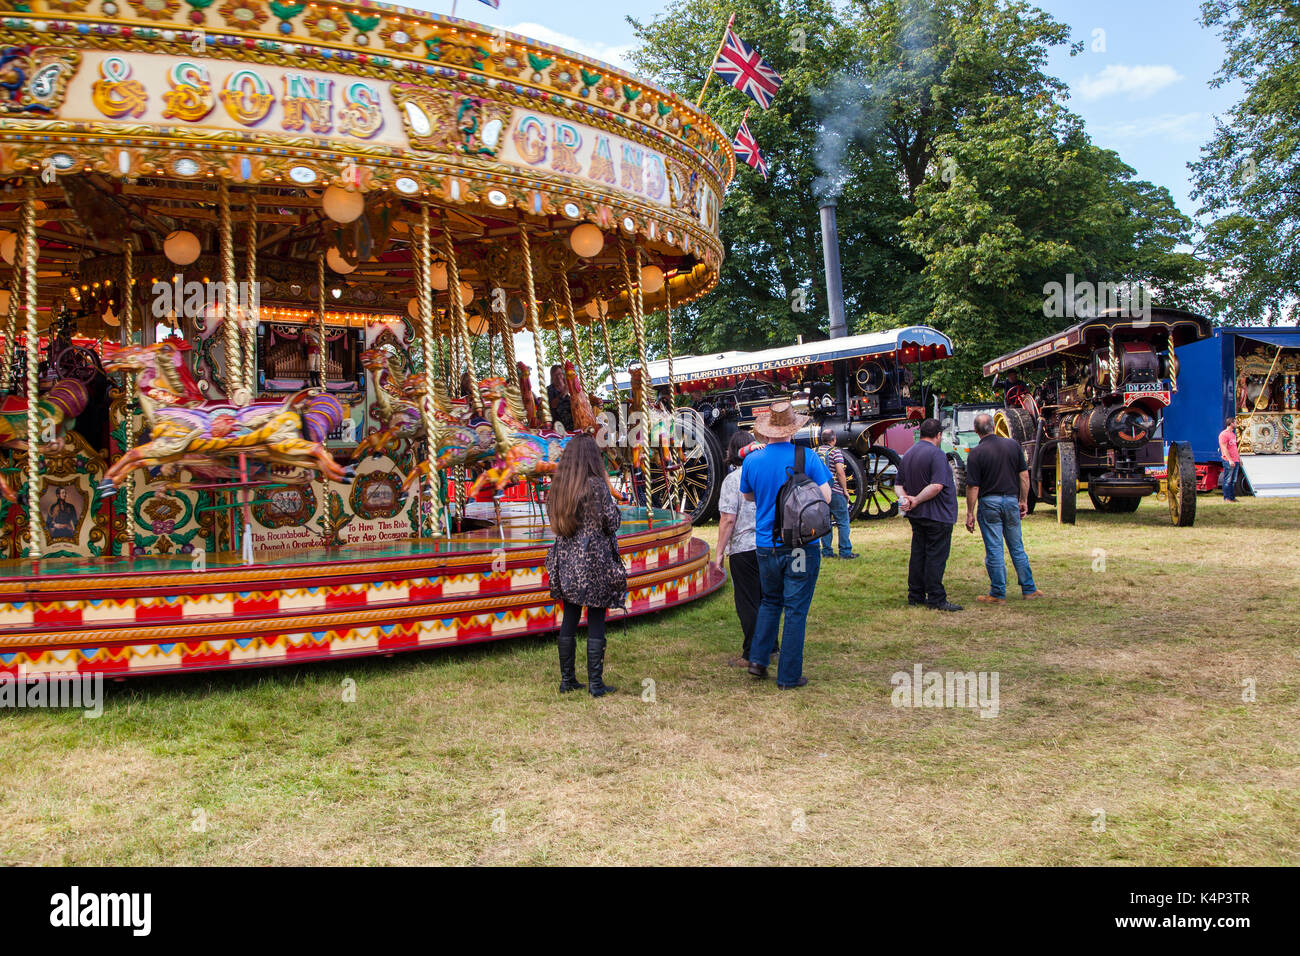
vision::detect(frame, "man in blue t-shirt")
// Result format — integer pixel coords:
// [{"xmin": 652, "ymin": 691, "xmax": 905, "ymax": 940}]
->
[
  {"xmin": 898, "ymin": 418, "xmax": 961, "ymax": 611},
  {"xmin": 739, "ymin": 401, "xmax": 832, "ymax": 689}
]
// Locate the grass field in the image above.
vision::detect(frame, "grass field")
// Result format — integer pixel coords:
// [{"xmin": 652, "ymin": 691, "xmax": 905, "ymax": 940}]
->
[{"xmin": 3, "ymin": 495, "xmax": 1298, "ymax": 866}]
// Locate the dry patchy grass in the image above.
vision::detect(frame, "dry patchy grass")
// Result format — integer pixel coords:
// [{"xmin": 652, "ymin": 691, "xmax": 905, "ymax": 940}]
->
[{"xmin": 2, "ymin": 495, "xmax": 1297, "ymax": 865}]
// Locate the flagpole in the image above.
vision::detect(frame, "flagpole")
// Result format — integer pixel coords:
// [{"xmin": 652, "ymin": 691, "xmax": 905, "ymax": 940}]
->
[{"xmin": 695, "ymin": 12, "xmax": 736, "ymax": 109}]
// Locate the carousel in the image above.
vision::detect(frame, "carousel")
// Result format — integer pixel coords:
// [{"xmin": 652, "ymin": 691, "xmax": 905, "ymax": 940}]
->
[{"xmin": 0, "ymin": 1, "xmax": 731, "ymax": 677}]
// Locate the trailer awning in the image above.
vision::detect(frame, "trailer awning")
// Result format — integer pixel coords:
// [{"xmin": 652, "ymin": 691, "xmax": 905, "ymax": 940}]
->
[
  {"xmin": 614, "ymin": 325, "xmax": 953, "ymax": 389},
  {"xmin": 1232, "ymin": 330, "xmax": 1300, "ymax": 349}
]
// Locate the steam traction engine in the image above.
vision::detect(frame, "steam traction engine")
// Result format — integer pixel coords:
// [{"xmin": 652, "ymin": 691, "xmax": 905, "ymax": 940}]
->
[
  {"xmin": 621, "ymin": 326, "xmax": 953, "ymax": 521},
  {"xmin": 983, "ymin": 309, "xmax": 1211, "ymax": 525}
]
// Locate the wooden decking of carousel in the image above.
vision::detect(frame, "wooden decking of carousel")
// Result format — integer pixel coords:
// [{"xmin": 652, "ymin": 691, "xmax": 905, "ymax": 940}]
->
[{"xmin": 0, "ymin": 505, "xmax": 722, "ymax": 678}]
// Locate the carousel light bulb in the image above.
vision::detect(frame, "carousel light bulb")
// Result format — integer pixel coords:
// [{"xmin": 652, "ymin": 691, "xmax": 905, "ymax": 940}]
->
[
  {"xmin": 407, "ymin": 296, "xmax": 422, "ymax": 319},
  {"xmin": 457, "ymin": 282, "xmax": 474, "ymax": 306},
  {"xmin": 0, "ymin": 231, "xmax": 16, "ymax": 266},
  {"xmin": 0, "ymin": 289, "xmax": 8, "ymax": 313},
  {"xmin": 326, "ymin": 246, "xmax": 357, "ymax": 274},
  {"xmin": 430, "ymin": 261, "xmax": 449, "ymax": 291},
  {"xmin": 640, "ymin": 264, "xmax": 665, "ymax": 294},
  {"xmin": 102, "ymin": 305, "xmax": 120, "ymax": 327},
  {"xmin": 330, "ymin": 286, "xmax": 343, "ymax": 299},
  {"xmin": 163, "ymin": 230, "xmax": 201, "ymax": 266},
  {"xmin": 569, "ymin": 223, "xmax": 604, "ymax": 258},
  {"xmin": 584, "ymin": 298, "xmax": 605, "ymax": 319},
  {"xmin": 467, "ymin": 312, "xmax": 489, "ymax": 336},
  {"xmin": 322, "ymin": 185, "xmax": 365, "ymax": 223}
]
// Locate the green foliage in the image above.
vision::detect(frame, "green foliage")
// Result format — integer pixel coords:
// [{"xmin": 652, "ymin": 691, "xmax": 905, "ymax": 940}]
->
[
  {"xmin": 1191, "ymin": 0, "xmax": 1300, "ymax": 324},
  {"xmin": 629, "ymin": 0, "xmax": 1207, "ymax": 398}
]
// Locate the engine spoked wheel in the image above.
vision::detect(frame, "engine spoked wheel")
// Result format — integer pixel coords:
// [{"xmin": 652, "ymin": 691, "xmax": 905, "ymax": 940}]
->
[
  {"xmin": 1167, "ymin": 440, "xmax": 1197, "ymax": 527},
  {"xmin": 646, "ymin": 410, "xmax": 724, "ymax": 523},
  {"xmin": 1056, "ymin": 442, "xmax": 1078, "ymax": 525},
  {"xmin": 858, "ymin": 444, "xmax": 901, "ymax": 520},
  {"xmin": 839, "ymin": 448, "xmax": 868, "ymax": 520},
  {"xmin": 1088, "ymin": 486, "xmax": 1142, "ymax": 513}
]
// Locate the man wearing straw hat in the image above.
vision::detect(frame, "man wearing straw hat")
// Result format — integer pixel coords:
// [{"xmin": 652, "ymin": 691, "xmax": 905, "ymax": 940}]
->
[{"xmin": 740, "ymin": 400, "xmax": 833, "ymax": 689}]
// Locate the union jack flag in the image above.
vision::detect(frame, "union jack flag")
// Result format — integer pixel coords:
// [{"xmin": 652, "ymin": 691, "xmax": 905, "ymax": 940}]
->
[
  {"xmin": 732, "ymin": 115, "xmax": 768, "ymax": 180},
  {"xmin": 712, "ymin": 28, "xmax": 783, "ymax": 109}
]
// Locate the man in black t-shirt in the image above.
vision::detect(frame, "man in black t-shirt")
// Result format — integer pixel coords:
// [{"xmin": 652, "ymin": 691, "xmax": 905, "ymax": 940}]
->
[
  {"xmin": 899, "ymin": 418, "xmax": 961, "ymax": 612},
  {"xmin": 964, "ymin": 413, "xmax": 1041, "ymax": 603}
]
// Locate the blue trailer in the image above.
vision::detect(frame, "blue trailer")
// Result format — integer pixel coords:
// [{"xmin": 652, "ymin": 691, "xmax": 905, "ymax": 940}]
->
[{"xmin": 1165, "ymin": 326, "xmax": 1300, "ymax": 497}]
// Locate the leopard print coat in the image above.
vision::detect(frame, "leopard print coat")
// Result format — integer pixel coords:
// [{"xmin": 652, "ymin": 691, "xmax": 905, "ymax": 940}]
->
[{"xmin": 546, "ymin": 476, "xmax": 628, "ymax": 610}]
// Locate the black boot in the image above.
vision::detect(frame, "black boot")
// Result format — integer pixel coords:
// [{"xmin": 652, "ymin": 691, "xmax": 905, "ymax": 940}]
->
[
  {"xmin": 587, "ymin": 631, "xmax": 616, "ymax": 697},
  {"xmin": 557, "ymin": 632, "xmax": 584, "ymax": 693}
]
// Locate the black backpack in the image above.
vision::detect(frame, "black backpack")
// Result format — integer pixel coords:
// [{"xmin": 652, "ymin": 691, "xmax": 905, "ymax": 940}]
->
[{"xmin": 774, "ymin": 446, "xmax": 832, "ymax": 548}]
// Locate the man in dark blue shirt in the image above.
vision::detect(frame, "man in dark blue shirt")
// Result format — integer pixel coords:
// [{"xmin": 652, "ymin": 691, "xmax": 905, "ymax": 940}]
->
[
  {"xmin": 739, "ymin": 400, "xmax": 832, "ymax": 689},
  {"xmin": 898, "ymin": 418, "xmax": 961, "ymax": 611}
]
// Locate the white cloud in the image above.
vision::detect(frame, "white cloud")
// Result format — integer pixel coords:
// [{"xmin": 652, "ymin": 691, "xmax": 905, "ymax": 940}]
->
[
  {"xmin": 1090, "ymin": 112, "xmax": 1207, "ymax": 144},
  {"xmin": 1077, "ymin": 64, "xmax": 1183, "ymax": 100},
  {"xmin": 505, "ymin": 22, "xmax": 635, "ymax": 72}
]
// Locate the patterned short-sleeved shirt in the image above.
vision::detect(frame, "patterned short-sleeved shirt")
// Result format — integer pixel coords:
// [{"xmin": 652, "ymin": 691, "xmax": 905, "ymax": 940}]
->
[
  {"xmin": 818, "ymin": 445, "xmax": 848, "ymax": 497},
  {"xmin": 718, "ymin": 468, "xmax": 756, "ymax": 554}
]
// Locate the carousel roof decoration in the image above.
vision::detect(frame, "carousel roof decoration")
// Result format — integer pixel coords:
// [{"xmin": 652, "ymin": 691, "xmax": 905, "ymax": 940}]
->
[{"xmin": 0, "ymin": 0, "xmax": 734, "ymax": 325}]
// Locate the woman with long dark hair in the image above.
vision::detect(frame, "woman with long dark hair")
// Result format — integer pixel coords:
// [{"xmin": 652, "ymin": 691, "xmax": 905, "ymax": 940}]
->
[{"xmin": 545, "ymin": 433, "xmax": 627, "ymax": 696}]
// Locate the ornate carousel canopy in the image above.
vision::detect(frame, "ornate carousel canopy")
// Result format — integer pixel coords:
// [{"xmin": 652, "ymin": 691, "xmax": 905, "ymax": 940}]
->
[{"xmin": 0, "ymin": 0, "xmax": 733, "ymax": 327}]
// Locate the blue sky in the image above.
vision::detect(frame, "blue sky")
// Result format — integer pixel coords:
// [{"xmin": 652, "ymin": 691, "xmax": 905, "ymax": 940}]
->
[{"xmin": 405, "ymin": 0, "xmax": 1235, "ymax": 221}]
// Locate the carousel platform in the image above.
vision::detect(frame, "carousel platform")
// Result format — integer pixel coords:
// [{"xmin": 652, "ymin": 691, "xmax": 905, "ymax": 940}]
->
[{"xmin": 0, "ymin": 506, "xmax": 723, "ymax": 679}]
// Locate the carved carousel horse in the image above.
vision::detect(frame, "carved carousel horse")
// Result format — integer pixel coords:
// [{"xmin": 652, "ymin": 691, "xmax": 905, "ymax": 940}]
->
[
  {"xmin": 467, "ymin": 376, "xmax": 569, "ymax": 497},
  {"xmin": 0, "ymin": 378, "xmax": 89, "ymax": 504},
  {"xmin": 516, "ymin": 361, "xmax": 540, "ymax": 428},
  {"xmin": 565, "ymin": 360, "xmax": 598, "ymax": 434},
  {"xmin": 354, "ymin": 348, "xmax": 427, "ymax": 460},
  {"xmin": 98, "ymin": 340, "xmax": 349, "ymax": 495}
]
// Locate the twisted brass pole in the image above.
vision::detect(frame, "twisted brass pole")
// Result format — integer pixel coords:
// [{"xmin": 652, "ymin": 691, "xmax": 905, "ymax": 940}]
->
[
  {"xmin": 620, "ymin": 237, "xmax": 652, "ymax": 504},
  {"xmin": 316, "ymin": 252, "xmax": 326, "ymax": 388},
  {"xmin": 663, "ymin": 275, "xmax": 676, "ymax": 414},
  {"xmin": 442, "ymin": 227, "xmax": 471, "ymax": 521},
  {"xmin": 518, "ymin": 226, "xmax": 550, "ymax": 425},
  {"xmin": 219, "ymin": 178, "xmax": 242, "ymax": 402},
  {"xmin": 243, "ymin": 195, "xmax": 258, "ymax": 396},
  {"xmin": 560, "ymin": 274, "xmax": 587, "ymax": 392},
  {"xmin": 417, "ymin": 205, "xmax": 444, "ymax": 537},
  {"xmin": 0, "ymin": 205, "xmax": 24, "ymax": 392},
  {"xmin": 22, "ymin": 180, "xmax": 40, "ymax": 559},
  {"xmin": 122, "ymin": 238, "xmax": 136, "ymax": 556}
]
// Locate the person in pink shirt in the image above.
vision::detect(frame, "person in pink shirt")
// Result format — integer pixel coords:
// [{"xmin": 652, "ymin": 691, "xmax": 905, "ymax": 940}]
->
[{"xmin": 1219, "ymin": 417, "xmax": 1241, "ymax": 502}]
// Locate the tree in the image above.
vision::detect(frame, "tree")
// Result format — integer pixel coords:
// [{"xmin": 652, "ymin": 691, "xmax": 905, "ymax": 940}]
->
[
  {"xmin": 1191, "ymin": 0, "xmax": 1300, "ymax": 324},
  {"xmin": 905, "ymin": 96, "xmax": 1204, "ymax": 395},
  {"xmin": 629, "ymin": 0, "xmax": 1207, "ymax": 398}
]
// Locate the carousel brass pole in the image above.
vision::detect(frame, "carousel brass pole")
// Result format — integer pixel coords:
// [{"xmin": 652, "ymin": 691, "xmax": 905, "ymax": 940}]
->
[
  {"xmin": 519, "ymin": 226, "xmax": 551, "ymax": 425},
  {"xmin": 243, "ymin": 195, "xmax": 259, "ymax": 396},
  {"xmin": 417, "ymin": 205, "xmax": 444, "ymax": 537},
  {"xmin": 663, "ymin": 276, "xmax": 676, "ymax": 414},
  {"xmin": 500, "ymin": 309, "xmax": 518, "ymax": 385},
  {"xmin": 560, "ymin": 274, "xmax": 587, "ymax": 392},
  {"xmin": 0, "ymin": 203, "xmax": 25, "ymax": 392},
  {"xmin": 620, "ymin": 236, "xmax": 653, "ymax": 519},
  {"xmin": 442, "ymin": 225, "xmax": 472, "ymax": 521},
  {"xmin": 21, "ymin": 180, "xmax": 41, "ymax": 559},
  {"xmin": 122, "ymin": 238, "xmax": 136, "ymax": 557},
  {"xmin": 219, "ymin": 177, "xmax": 243, "ymax": 402},
  {"xmin": 597, "ymin": 298, "xmax": 619, "ymax": 404}
]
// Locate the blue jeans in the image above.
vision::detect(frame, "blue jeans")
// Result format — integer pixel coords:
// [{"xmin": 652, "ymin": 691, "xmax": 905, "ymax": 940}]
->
[
  {"xmin": 976, "ymin": 494, "xmax": 1036, "ymax": 598},
  {"xmin": 751, "ymin": 545, "xmax": 821, "ymax": 686},
  {"xmin": 821, "ymin": 493, "xmax": 853, "ymax": 556},
  {"xmin": 1221, "ymin": 461, "xmax": 1239, "ymax": 501}
]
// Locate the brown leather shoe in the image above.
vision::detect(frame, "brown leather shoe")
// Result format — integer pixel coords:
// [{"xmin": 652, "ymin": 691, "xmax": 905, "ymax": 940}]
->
[
  {"xmin": 976, "ymin": 595, "xmax": 1006, "ymax": 604},
  {"xmin": 1023, "ymin": 590, "xmax": 1045, "ymax": 599}
]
